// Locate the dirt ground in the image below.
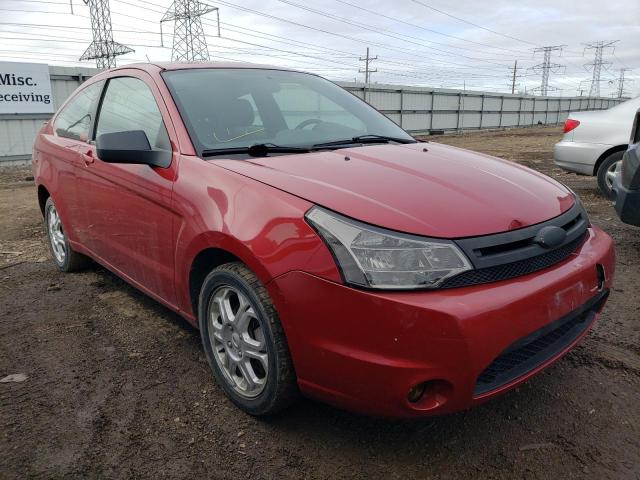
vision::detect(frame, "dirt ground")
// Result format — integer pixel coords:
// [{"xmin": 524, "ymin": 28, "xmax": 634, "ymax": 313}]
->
[{"xmin": 1, "ymin": 126, "xmax": 639, "ymax": 479}]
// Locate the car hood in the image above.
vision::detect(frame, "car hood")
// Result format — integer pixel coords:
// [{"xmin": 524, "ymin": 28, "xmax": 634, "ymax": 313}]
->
[{"xmin": 214, "ymin": 142, "xmax": 574, "ymax": 238}]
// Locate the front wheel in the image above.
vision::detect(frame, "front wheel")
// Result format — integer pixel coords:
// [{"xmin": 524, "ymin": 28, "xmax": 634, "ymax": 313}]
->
[
  {"xmin": 44, "ymin": 197, "xmax": 91, "ymax": 272},
  {"xmin": 198, "ymin": 262, "xmax": 298, "ymax": 416},
  {"xmin": 596, "ymin": 151, "xmax": 624, "ymax": 200}
]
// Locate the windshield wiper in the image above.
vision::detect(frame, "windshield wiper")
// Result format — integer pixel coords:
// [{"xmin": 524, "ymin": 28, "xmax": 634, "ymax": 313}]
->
[
  {"xmin": 202, "ymin": 143, "xmax": 311, "ymax": 158},
  {"xmin": 313, "ymin": 134, "xmax": 417, "ymax": 148}
]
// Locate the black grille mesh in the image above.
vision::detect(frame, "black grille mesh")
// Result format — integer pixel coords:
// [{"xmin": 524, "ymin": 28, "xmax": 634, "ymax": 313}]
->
[
  {"xmin": 477, "ymin": 314, "xmax": 587, "ymax": 388},
  {"xmin": 474, "ymin": 291, "xmax": 608, "ymax": 396},
  {"xmin": 441, "ymin": 233, "xmax": 586, "ymax": 289}
]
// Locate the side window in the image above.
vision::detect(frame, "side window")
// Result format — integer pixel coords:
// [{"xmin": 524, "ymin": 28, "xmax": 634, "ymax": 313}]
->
[
  {"xmin": 95, "ymin": 77, "xmax": 170, "ymax": 150},
  {"xmin": 55, "ymin": 81, "xmax": 103, "ymax": 141},
  {"xmin": 272, "ymin": 82, "xmax": 366, "ymax": 132}
]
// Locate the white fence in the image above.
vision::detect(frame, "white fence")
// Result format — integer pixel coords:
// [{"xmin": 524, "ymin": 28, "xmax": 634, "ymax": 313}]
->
[
  {"xmin": 0, "ymin": 66, "xmax": 626, "ymax": 164},
  {"xmin": 341, "ymin": 83, "xmax": 624, "ymax": 133}
]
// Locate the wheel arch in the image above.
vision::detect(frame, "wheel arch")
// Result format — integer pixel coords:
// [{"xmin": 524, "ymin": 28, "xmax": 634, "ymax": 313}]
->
[
  {"xmin": 593, "ymin": 144, "xmax": 628, "ymax": 176},
  {"xmin": 188, "ymin": 247, "xmax": 242, "ymax": 318},
  {"xmin": 37, "ymin": 184, "xmax": 51, "ymax": 217},
  {"xmin": 183, "ymin": 233, "xmax": 275, "ymax": 320}
]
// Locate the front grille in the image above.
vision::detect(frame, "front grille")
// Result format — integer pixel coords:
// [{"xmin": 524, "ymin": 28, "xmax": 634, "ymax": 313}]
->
[
  {"xmin": 474, "ymin": 290, "xmax": 608, "ymax": 396},
  {"xmin": 441, "ymin": 233, "xmax": 586, "ymax": 288},
  {"xmin": 443, "ymin": 202, "xmax": 589, "ymax": 288}
]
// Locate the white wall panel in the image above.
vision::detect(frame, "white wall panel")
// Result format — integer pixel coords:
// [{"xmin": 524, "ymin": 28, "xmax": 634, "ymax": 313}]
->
[
  {"xmin": 484, "ymin": 97, "xmax": 502, "ymax": 110},
  {"xmin": 403, "ymin": 92, "xmax": 432, "ymax": 110},
  {"xmin": 402, "ymin": 113, "xmax": 431, "ymax": 131},
  {"xmin": 461, "ymin": 96, "xmax": 482, "ymax": 110},
  {"xmin": 461, "ymin": 113, "xmax": 481, "ymax": 128},
  {"xmin": 482, "ymin": 113, "xmax": 501, "ymax": 127},
  {"xmin": 367, "ymin": 90, "xmax": 401, "ymax": 110},
  {"xmin": 432, "ymin": 112, "xmax": 458, "ymax": 129},
  {"xmin": 503, "ymin": 98, "xmax": 521, "ymax": 111},
  {"xmin": 433, "ymin": 94, "xmax": 460, "ymax": 110}
]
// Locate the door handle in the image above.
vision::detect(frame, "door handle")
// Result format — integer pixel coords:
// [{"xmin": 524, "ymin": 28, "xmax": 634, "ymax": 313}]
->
[{"xmin": 81, "ymin": 148, "xmax": 95, "ymax": 165}]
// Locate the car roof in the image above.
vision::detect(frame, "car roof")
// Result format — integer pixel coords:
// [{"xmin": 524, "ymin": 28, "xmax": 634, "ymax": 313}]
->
[{"xmin": 110, "ymin": 61, "xmax": 302, "ymax": 74}]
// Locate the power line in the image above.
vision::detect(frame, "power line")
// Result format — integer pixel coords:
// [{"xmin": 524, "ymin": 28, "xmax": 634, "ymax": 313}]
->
[
  {"xmin": 273, "ymin": 0, "xmax": 513, "ymax": 67},
  {"xmin": 331, "ymin": 0, "xmax": 532, "ymax": 56},
  {"xmin": 583, "ymin": 40, "xmax": 618, "ymax": 97},
  {"xmin": 409, "ymin": 0, "xmax": 538, "ymax": 47},
  {"xmin": 134, "ymin": 0, "xmax": 530, "ymax": 69},
  {"xmin": 0, "ymin": 0, "xmax": 634, "ymax": 97},
  {"xmin": 111, "ymin": 0, "xmax": 509, "ymax": 71},
  {"xmin": 79, "ymin": 0, "xmax": 133, "ymax": 68},
  {"xmin": 114, "ymin": 0, "xmax": 532, "ymax": 74}
]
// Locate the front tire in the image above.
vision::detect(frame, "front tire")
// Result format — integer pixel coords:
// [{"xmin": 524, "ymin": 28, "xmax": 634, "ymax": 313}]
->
[
  {"xmin": 44, "ymin": 197, "xmax": 91, "ymax": 272},
  {"xmin": 596, "ymin": 151, "xmax": 624, "ymax": 200},
  {"xmin": 198, "ymin": 262, "xmax": 298, "ymax": 416}
]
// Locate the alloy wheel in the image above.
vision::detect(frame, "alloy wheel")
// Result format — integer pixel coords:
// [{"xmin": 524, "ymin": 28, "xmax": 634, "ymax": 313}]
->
[
  {"xmin": 47, "ymin": 204, "xmax": 66, "ymax": 264},
  {"xmin": 605, "ymin": 159, "xmax": 621, "ymax": 190},
  {"xmin": 207, "ymin": 286, "xmax": 269, "ymax": 398}
]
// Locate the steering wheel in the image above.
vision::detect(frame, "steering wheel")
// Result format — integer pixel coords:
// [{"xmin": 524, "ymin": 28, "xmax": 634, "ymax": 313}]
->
[{"xmin": 295, "ymin": 118, "xmax": 324, "ymax": 130}]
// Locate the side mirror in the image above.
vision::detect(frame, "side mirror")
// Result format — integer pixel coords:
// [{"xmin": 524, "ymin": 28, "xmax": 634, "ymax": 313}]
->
[{"xmin": 96, "ymin": 130, "xmax": 171, "ymax": 168}]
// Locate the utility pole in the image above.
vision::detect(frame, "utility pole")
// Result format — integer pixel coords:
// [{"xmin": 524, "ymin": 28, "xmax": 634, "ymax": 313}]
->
[
  {"xmin": 508, "ymin": 60, "xmax": 519, "ymax": 94},
  {"xmin": 358, "ymin": 48, "xmax": 377, "ymax": 84},
  {"xmin": 615, "ymin": 68, "xmax": 631, "ymax": 98},
  {"xmin": 79, "ymin": 0, "xmax": 134, "ymax": 69},
  {"xmin": 161, "ymin": 0, "xmax": 220, "ymax": 62},
  {"xmin": 530, "ymin": 45, "xmax": 565, "ymax": 96},
  {"xmin": 583, "ymin": 40, "xmax": 618, "ymax": 97}
]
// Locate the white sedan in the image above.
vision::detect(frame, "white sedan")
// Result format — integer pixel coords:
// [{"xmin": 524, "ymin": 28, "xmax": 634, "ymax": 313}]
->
[{"xmin": 554, "ymin": 96, "xmax": 640, "ymax": 199}]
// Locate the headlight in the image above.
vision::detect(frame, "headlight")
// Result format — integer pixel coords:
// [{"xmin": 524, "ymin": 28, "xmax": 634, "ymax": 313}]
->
[{"xmin": 305, "ymin": 207, "xmax": 472, "ymax": 290}]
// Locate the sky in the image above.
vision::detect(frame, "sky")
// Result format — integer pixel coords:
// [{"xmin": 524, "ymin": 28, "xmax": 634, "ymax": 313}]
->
[{"xmin": 0, "ymin": 0, "xmax": 639, "ymax": 97}]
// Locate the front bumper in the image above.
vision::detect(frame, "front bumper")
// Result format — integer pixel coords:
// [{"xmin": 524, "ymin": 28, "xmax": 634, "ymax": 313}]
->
[
  {"xmin": 554, "ymin": 140, "xmax": 611, "ymax": 176},
  {"xmin": 268, "ymin": 226, "xmax": 615, "ymax": 417}
]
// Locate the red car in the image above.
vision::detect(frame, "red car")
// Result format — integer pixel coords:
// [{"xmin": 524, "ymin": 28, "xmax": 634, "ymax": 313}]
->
[{"xmin": 33, "ymin": 63, "xmax": 615, "ymax": 417}]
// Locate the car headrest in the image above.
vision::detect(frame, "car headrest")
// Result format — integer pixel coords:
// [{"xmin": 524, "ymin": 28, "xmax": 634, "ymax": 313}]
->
[{"xmin": 227, "ymin": 98, "xmax": 255, "ymax": 128}]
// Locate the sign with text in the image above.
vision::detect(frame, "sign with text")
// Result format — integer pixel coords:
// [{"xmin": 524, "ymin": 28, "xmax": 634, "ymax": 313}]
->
[{"xmin": 0, "ymin": 62, "xmax": 54, "ymax": 114}]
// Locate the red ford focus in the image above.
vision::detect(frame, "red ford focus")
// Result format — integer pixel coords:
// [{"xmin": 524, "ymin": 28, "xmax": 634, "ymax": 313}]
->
[{"xmin": 33, "ymin": 63, "xmax": 615, "ymax": 417}]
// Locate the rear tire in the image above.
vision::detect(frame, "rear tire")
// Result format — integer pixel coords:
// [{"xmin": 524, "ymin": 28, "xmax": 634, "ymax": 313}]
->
[
  {"xmin": 198, "ymin": 262, "xmax": 298, "ymax": 416},
  {"xmin": 44, "ymin": 197, "xmax": 91, "ymax": 272},
  {"xmin": 596, "ymin": 151, "xmax": 624, "ymax": 200}
]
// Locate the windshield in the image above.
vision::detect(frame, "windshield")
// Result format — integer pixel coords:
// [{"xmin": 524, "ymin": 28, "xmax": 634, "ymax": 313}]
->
[{"xmin": 162, "ymin": 68, "xmax": 414, "ymax": 155}]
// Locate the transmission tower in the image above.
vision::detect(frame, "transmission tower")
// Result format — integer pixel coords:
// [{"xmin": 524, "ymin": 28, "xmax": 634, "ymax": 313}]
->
[
  {"xmin": 615, "ymin": 68, "xmax": 631, "ymax": 98},
  {"xmin": 583, "ymin": 40, "xmax": 618, "ymax": 97},
  {"xmin": 530, "ymin": 45, "xmax": 566, "ymax": 96},
  {"xmin": 359, "ymin": 48, "xmax": 377, "ymax": 84},
  {"xmin": 79, "ymin": 0, "xmax": 134, "ymax": 69},
  {"xmin": 161, "ymin": 1, "xmax": 220, "ymax": 62}
]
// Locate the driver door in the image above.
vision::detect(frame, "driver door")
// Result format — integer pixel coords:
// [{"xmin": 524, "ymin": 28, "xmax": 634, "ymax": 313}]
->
[{"xmin": 74, "ymin": 73, "xmax": 179, "ymax": 306}]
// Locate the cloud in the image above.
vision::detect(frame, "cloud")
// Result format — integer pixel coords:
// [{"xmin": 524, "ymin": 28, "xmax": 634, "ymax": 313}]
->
[{"xmin": 0, "ymin": 0, "xmax": 638, "ymax": 96}]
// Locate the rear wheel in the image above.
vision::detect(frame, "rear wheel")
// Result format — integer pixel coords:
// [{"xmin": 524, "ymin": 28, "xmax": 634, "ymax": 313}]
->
[
  {"xmin": 198, "ymin": 262, "xmax": 298, "ymax": 415},
  {"xmin": 596, "ymin": 151, "xmax": 624, "ymax": 200},
  {"xmin": 44, "ymin": 197, "xmax": 91, "ymax": 272}
]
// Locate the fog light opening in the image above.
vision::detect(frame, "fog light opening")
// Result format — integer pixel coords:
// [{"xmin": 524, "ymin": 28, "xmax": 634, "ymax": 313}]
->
[
  {"xmin": 407, "ymin": 383, "xmax": 427, "ymax": 403},
  {"xmin": 596, "ymin": 264, "xmax": 606, "ymax": 291}
]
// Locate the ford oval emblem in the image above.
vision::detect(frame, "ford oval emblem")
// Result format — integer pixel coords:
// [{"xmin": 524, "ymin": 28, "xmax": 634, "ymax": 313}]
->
[{"xmin": 534, "ymin": 226, "xmax": 567, "ymax": 249}]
